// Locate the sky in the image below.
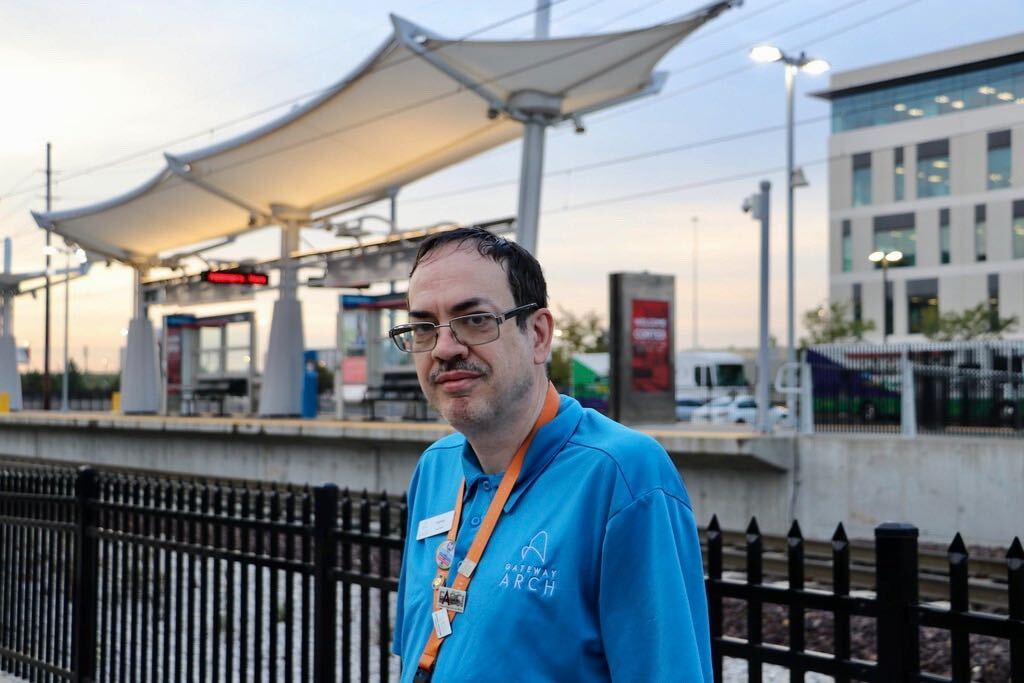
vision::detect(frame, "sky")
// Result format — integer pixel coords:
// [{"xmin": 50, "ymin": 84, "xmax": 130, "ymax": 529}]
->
[{"xmin": 2, "ymin": 0, "xmax": 1024, "ymax": 373}]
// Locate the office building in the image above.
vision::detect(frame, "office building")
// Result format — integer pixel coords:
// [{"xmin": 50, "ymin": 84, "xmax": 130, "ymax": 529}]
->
[{"xmin": 815, "ymin": 33, "xmax": 1024, "ymax": 341}]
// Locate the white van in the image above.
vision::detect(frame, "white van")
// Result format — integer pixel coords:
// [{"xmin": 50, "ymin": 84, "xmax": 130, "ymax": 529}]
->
[{"xmin": 675, "ymin": 351, "xmax": 750, "ymax": 401}]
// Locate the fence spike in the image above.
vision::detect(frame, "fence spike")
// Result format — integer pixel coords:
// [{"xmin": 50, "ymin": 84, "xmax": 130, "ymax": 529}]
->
[
  {"xmin": 1009, "ymin": 537, "xmax": 1024, "ymax": 564},
  {"xmin": 708, "ymin": 514, "xmax": 721, "ymax": 533},
  {"xmin": 746, "ymin": 517, "xmax": 760, "ymax": 539},
  {"xmin": 948, "ymin": 532, "xmax": 968, "ymax": 561},
  {"xmin": 832, "ymin": 522, "xmax": 848, "ymax": 544},
  {"xmin": 787, "ymin": 519, "xmax": 803, "ymax": 541}
]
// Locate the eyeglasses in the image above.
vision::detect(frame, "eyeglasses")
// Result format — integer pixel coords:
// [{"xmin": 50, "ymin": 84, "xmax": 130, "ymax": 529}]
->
[{"xmin": 388, "ymin": 303, "xmax": 538, "ymax": 353}]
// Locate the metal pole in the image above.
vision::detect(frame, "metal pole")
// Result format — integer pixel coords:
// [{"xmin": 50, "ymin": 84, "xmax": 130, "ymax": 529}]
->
[
  {"xmin": 756, "ymin": 181, "xmax": 772, "ymax": 434},
  {"xmin": 692, "ymin": 216, "xmax": 698, "ymax": 349},
  {"xmin": 534, "ymin": 0, "xmax": 551, "ymax": 39},
  {"xmin": 44, "ymin": 142, "xmax": 52, "ymax": 410},
  {"xmin": 2, "ymin": 238, "xmax": 11, "ymax": 337},
  {"xmin": 62, "ymin": 247, "xmax": 70, "ymax": 411},
  {"xmin": 882, "ymin": 260, "xmax": 890, "ymax": 345},
  {"xmin": 515, "ymin": 118, "xmax": 546, "ymax": 255},
  {"xmin": 785, "ymin": 63, "xmax": 798, "ymax": 425}
]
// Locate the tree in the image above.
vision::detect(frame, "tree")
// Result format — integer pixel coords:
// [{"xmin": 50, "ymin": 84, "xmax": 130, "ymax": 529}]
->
[
  {"xmin": 800, "ymin": 300, "xmax": 875, "ymax": 346},
  {"xmin": 924, "ymin": 303, "xmax": 1018, "ymax": 341},
  {"xmin": 548, "ymin": 309, "xmax": 608, "ymax": 390}
]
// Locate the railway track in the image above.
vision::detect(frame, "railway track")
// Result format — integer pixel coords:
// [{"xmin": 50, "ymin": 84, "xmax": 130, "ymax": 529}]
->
[{"xmin": 703, "ymin": 529, "xmax": 1012, "ymax": 611}]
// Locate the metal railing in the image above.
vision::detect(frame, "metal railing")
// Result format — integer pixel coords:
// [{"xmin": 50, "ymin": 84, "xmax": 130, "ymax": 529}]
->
[
  {"xmin": 806, "ymin": 341, "xmax": 1024, "ymax": 438},
  {"xmin": 1, "ymin": 463, "xmax": 1021, "ymax": 682}
]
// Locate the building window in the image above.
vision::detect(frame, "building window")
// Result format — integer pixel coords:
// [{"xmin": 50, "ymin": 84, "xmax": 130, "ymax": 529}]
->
[
  {"xmin": 852, "ymin": 283, "xmax": 862, "ymax": 323},
  {"xmin": 830, "ymin": 56, "xmax": 1024, "ymax": 133},
  {"xmin": 873, "ymin": 213, "xmax": 916, "ymax": 267},
  {"xmin": 988, "ymin": 274, "xmax": 1000, "ymax": 331},
  {"xmin": 975, "ymin": 204, "xmax": 987, "ymax": 262},
  {"xmin": 1014, "ymin": 200, "xmax": 1024, "ymax": 259},
  {"xmin": 917, "ymin": 139, "xmax": 950, "ymax": 198},
  {"xmin": 841, "ymin": 220, "xmax": 852, "ymax": 272},
  {"xmin": 907, "ymin": 279, "xmax": 939, "ymax": 335},
  {"xmin": 893, "ymin": 147, "xmax": 905, "ymax": 201},
  {"xmin": 939, "ymin": 208, "xmax": 951, "ymax": 264},
  {"xmin": 987, "ymin": 130, "xmax": 1011, "ymax": 189},
  {"xmin": 852, "ymin": 153, "xmax": 872, "ymax": 206}
]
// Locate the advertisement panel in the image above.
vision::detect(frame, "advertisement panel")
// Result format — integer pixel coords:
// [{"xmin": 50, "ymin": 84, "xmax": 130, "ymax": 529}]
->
[{"xmin": 630, "ymin": 299, "xmax": 670, "ymax": 392}]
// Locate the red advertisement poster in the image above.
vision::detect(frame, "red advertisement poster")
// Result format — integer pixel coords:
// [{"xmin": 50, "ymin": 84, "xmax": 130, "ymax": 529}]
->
[{"xmin": 631, "ymin": 299, "xmax": 670, "ymax": 392}]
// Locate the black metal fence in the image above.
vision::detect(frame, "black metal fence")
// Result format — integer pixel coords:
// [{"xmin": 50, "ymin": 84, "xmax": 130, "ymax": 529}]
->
[
  {"xmin": 807, "ymin": 341, "xmax": 1024, "ymax": 438},
  {"xmin": 1, "ymin": 463, "xmax": 1022, "ymax": 682}
]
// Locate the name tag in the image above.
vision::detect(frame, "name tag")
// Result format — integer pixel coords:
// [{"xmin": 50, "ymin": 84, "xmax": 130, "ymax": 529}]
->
[
  {"xmin": 417, "ymin": 511, "xmax": 454, "ymax": 541},
  {"xmin": 432, "ymin": 609, "xmax": 452, "ymax": 638},
  {"xmin": 437, "ymin": 586, "xmax": 467, "ymax": 614}
]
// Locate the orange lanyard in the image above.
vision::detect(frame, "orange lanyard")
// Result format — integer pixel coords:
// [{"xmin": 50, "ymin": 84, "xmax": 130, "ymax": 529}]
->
[{"xmin": 416, "ymin": 383, "xmax": 560, "ymax": 678}]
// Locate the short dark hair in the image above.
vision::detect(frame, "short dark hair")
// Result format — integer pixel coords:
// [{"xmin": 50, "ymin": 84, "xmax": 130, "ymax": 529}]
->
[{"xmin": 409, "ymin": 228, "xmax": 548, "ymax": 329}]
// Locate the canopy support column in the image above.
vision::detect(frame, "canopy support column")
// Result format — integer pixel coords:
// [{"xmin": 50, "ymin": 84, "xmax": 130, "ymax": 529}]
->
[
  {"xmin": 511, "ymin": 91, "xmax": 561, "ymax": 256},
  {"xmin": 0, "ymin": 238, "xmax": 23, "ymax": 411},
  {"xmin": 121, "ymin": 266, "xmax": 160, "ymax": 414},
  {"xmin": 260, "ymin": 221, "xmax": 305, "ymax": 416}
]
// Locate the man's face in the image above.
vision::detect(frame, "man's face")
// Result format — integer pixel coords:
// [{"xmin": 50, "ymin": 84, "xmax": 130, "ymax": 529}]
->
[{"xmin": 407, "ymin": 243, "xmax": 540, "ymax": 431}]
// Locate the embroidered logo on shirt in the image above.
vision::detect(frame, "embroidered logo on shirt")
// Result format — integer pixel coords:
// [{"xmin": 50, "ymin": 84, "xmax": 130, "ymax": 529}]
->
[
  {"xmin": 520, "ymin": 530, "xmax": 548, "ymax": 563},
  {"xmin": 500, "ymin": 530, "xmax": 557, "ymax": 597}
]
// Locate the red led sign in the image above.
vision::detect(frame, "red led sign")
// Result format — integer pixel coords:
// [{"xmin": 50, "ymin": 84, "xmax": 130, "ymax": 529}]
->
[{"xmin": 202, "ymin": 270, "xmax": 269, "ymax": 286}]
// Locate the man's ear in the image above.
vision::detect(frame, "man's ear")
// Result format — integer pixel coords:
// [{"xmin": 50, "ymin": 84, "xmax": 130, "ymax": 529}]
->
[{"xmin": 530, "ymin": 308, "xmax": 555, "ymax": 365}]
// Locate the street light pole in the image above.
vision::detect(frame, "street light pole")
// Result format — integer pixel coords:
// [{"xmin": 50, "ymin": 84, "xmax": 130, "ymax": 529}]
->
[
  {"xmin": 62, "ymin": 246, "xmax": 70, "ymax": 411},
  {"xmin": 869, "ymin": 250, "xmax": 903, "ymax": 344},
  {"xmin": 784, "ymin": 62, "xmax": 797, "ymax": 423},
  {"xmin": 749, "ymin": 45, "xmax": 829, "ymax": 426}
]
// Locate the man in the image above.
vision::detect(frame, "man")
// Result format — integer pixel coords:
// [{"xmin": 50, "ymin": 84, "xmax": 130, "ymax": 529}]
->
[{"xmin": 391, "ymin": 228, "xmax": 711, "ymax": 682}]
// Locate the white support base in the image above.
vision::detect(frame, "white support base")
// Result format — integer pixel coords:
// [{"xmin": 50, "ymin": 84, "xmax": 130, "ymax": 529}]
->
[
  {"xmin": 0, "ymin": 335, "xmax": 22, "ymax": 411},
  {"xmin": 259, "ymin": 297, "xmax": 305, "ymax": 417},
  {"xmin": 121, "ymin": 317, "xmax": 160, "ymax": 414}
]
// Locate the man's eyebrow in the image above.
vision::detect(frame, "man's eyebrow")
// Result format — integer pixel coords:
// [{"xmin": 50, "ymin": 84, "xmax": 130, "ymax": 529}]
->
[
  {"xmin": 450, "ymin": 297, "xmax": 496, "ymax": 314},
  {"xmin": 407, "ymin": 309, "xmax": 435, "ymax": 321}
]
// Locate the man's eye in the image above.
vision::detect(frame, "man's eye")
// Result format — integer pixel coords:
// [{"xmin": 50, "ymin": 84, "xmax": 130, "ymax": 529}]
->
[{"xmin": 463, "ymin": 315, "xmax": 491, "ymax": 327}]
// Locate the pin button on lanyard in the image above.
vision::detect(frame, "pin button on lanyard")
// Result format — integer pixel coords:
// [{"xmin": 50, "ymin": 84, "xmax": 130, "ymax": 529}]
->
[{"xmin": 415, "ymin": 383, "xmax": 560, "ymax": 679}]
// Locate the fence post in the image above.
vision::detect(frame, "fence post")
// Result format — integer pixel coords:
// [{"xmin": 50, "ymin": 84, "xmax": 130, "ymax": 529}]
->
[
  {"xmin": 313, "ymin": 484, "xmax": 339, "ymax": 683},
  {"xmin": 900, "ymin": 351, "xmax": 916, "ymax": 437},
  {"xmin": 875, "ymin": 522, "xmax": 919, "ymax": 681},
  {"xmin": 71, "ymin": 466, "xmax": 99, "ymax": 682}
]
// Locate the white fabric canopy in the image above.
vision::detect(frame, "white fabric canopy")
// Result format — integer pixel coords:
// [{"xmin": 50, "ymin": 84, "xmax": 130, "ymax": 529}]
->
[{"xmin": 33, "ymin": 1, "xmax": 736, "ymax": 266}]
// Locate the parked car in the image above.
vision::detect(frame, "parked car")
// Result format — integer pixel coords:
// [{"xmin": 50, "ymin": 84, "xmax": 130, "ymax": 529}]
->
[
  {"xmin": 675, "ymin": 397, "xmax": 706, "ymax": 422},
  {"xmin": 690, "ymin": 394, "xmax": 787, "ymax": 425}
]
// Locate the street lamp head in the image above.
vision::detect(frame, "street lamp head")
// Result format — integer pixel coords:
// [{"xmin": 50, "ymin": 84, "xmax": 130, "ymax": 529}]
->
[
  {"xmin": 868, "ymin": 251, "xmax": 885, "ymax": 263},
  {"xmin": 749, "ymin": 44, "xmax": 783, "ymax": 64},
  {"xmin": 886, "ymin": 250, "xmax": 904, "ymax": 263},
  {"xmin": 800, "ymin": 58, "xmax": 831, "ymax": 75},
  {"xmin": 791, "ymin": 166, "xmax": 809, "ymax": 188}
]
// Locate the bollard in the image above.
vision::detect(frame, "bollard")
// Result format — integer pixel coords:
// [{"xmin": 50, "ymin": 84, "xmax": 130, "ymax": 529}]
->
[
  {"xmin": 0, "ymin": 391, "xmax": 8, "ymax": 414},
  {"xmin": 111, "ymin": 391, "xmax": 121, "ymax": 413}
]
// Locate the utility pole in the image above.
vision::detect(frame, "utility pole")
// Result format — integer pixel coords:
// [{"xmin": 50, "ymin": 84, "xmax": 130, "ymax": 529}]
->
[
  {"xmin": 691, "ymin": 216, "xmax": 698, "ymax": 349},
  {"xmin": 43, "ymin": 143, "xmax": 52, "ymax": 410}
]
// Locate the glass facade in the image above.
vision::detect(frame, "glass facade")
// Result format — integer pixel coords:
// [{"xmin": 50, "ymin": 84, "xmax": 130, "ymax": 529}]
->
[
  {"xmin": 852, "ymin": 153, "xmax": 871, "ymax": 206},
  {"xmin": 841, "ymin": 220, "xmax": 852, "ymax": 272},
  {"xmin": 873, "ymin": 213, "xmax": 916, "ymax": 267},
  {"xmin": 975, "ymin": 204, "xmax": 987, "ymax": 262},
  {"xmin": 907, "ymin": 279, "xmax": 939, "ymax": 335},
  {"xmin": 1014, "ymin": 200, "xmax": 1024, "ymax": 259},
  {"xmin": 831, "ymin": 54, "xmax": 1024, "ymax": 132},
  {"xmin": 852, "ymin": 283, "xmax": 862, "ymax": 323},
  {"xmin": 917, "ymin": 139, "xmax": 950, "ymax": 198},
  {"xmin": 939, "ymin": 208, "xmax": 951, "ymax": 264},
  {"xmin": 988, "ymin": 130, "xmax": 1012, "ymax": 189},
  {"xmin": 893, "ymin": 147, "xmax": 905, "ymax": 201}
]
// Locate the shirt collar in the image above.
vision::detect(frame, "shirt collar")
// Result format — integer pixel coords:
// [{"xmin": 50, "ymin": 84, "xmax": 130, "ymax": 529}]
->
[{"xmin": 459, "ymin": 394, "xmax": 583, "ymax": 512}]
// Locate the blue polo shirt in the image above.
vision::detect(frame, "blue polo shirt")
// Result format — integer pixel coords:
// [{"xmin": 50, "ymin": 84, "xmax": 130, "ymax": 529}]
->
[{"xmin": 393, "ymin": 395, "xmax": 711, "ymax": 682}]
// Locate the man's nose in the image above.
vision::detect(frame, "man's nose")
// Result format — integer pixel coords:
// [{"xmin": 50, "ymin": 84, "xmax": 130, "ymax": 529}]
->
[{"xmin": 432, "ymin": 326, "xmax": 468, "ymax": 361}]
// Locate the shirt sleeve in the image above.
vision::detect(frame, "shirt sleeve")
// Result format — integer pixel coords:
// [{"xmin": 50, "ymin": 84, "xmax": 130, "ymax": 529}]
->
[{"xmin": 598, "ymin": 488, "xmax": 712, "ymax": 682}]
